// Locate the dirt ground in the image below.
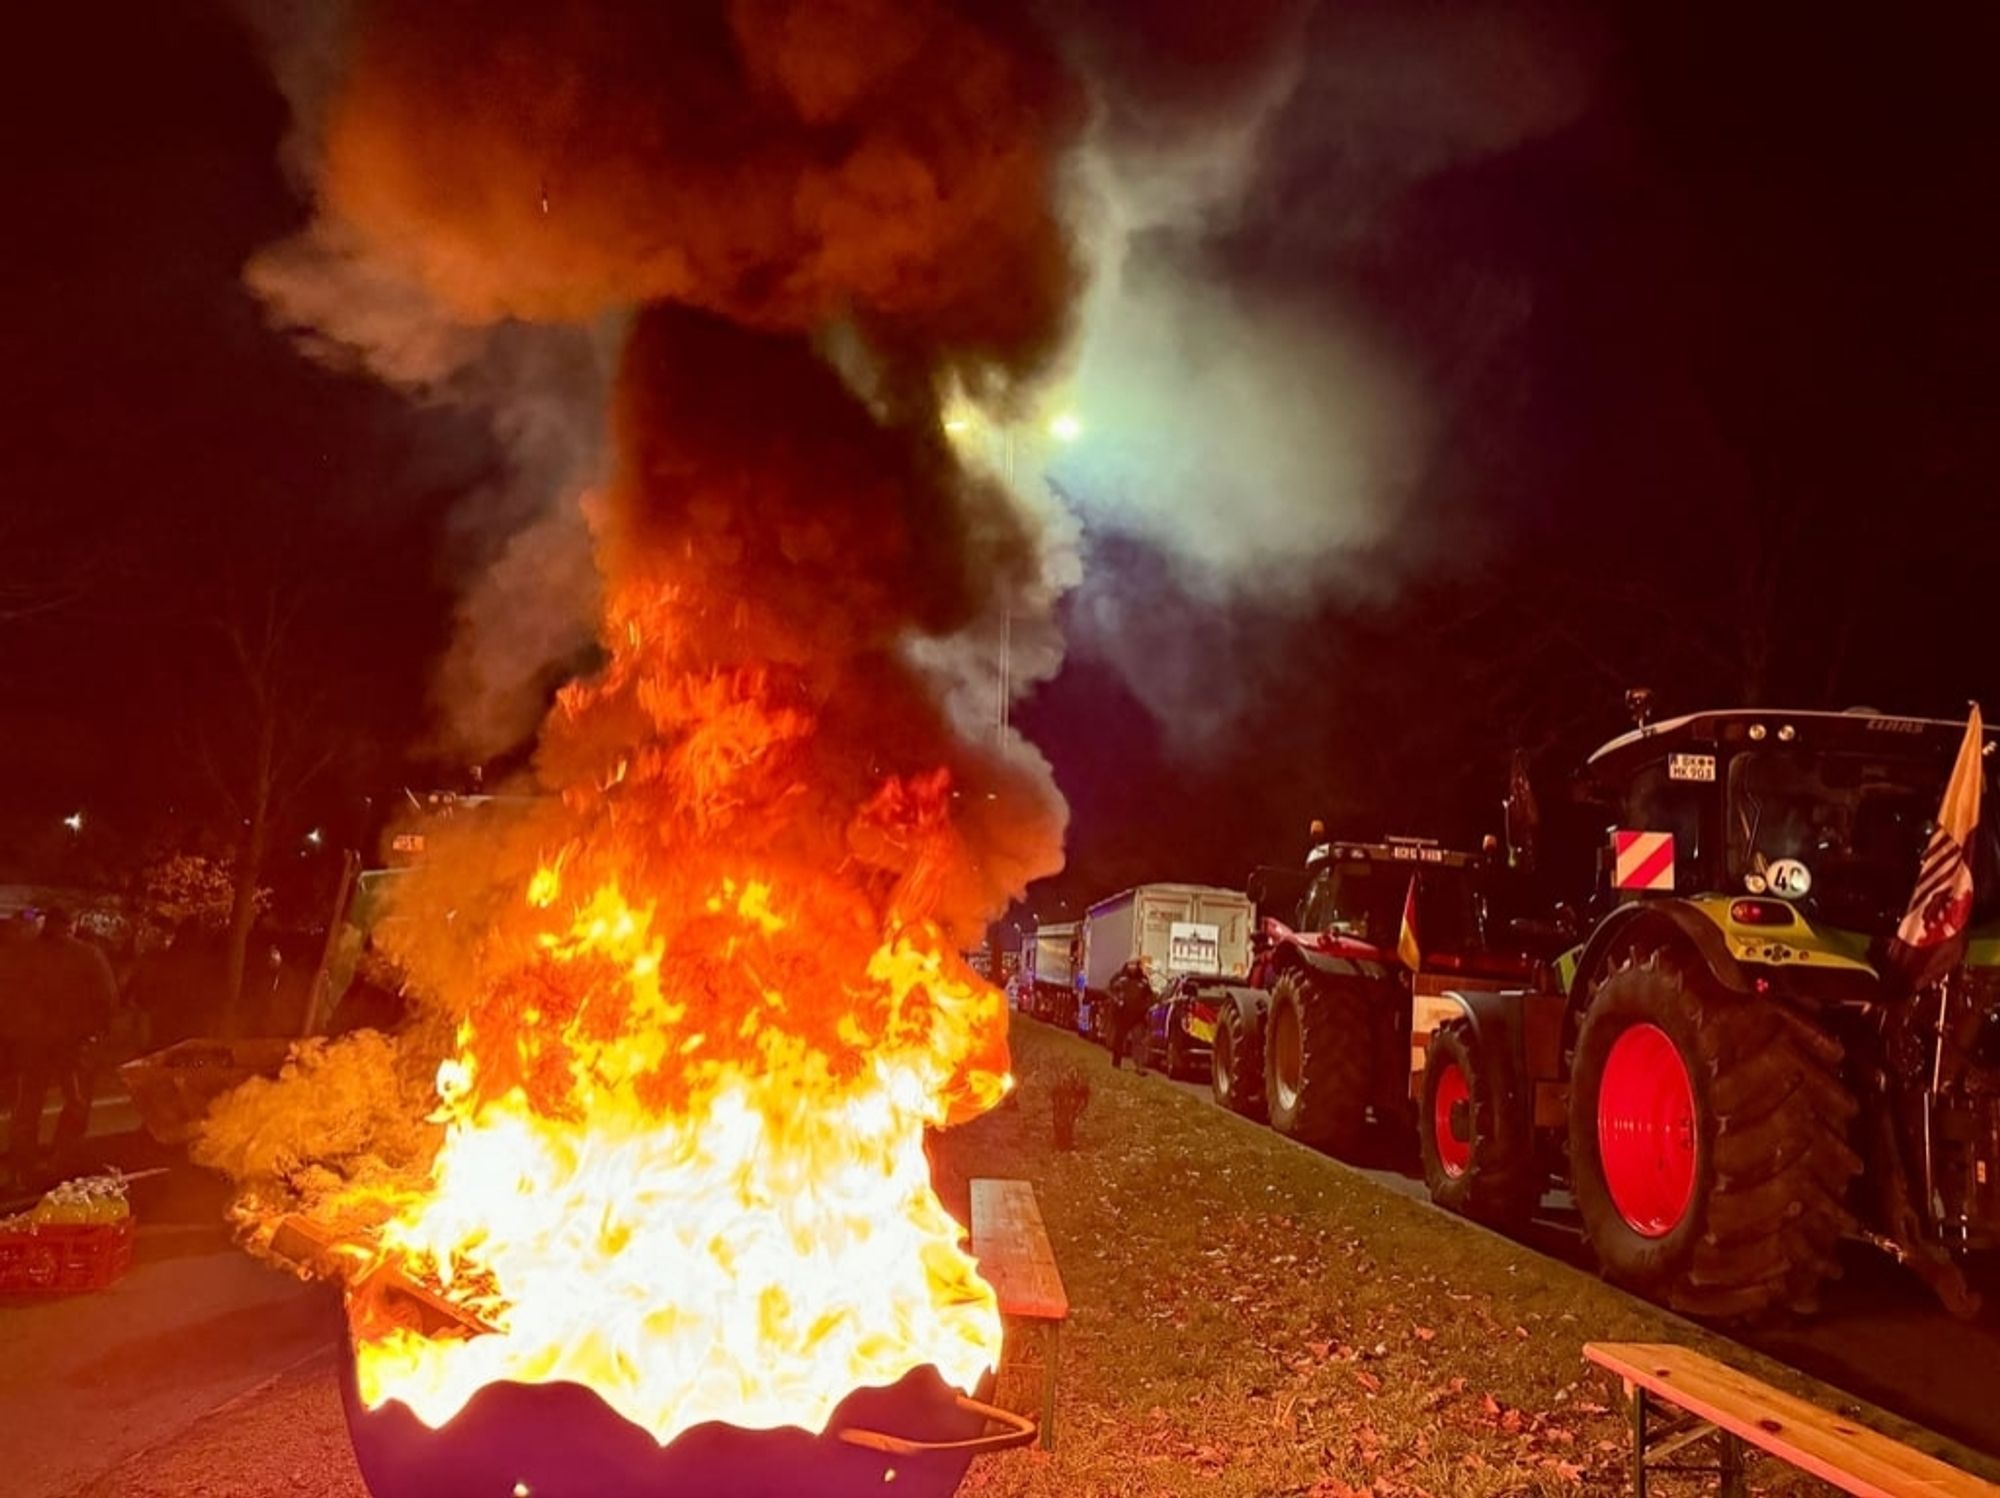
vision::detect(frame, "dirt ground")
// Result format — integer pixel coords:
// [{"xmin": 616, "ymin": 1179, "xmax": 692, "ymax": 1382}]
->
[{"xmin": 72, "ymin": 1016, "xmax": 2000, "ymax": 1497}]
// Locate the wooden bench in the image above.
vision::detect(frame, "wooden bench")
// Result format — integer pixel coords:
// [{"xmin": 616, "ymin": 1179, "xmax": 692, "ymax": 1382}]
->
[
  {"xmin": 1585, "ymin": 1342, "xmax": 2000, "ymax": 1498},
  {"xmin": 969, "ymin": 1178, "xmax": 1070, "ymax": 1449}
]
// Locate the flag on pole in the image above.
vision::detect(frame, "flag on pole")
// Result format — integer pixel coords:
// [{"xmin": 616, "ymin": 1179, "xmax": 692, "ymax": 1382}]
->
[
  {"xmin": 1397, "ymin": 875, "xmax": 1421, "ymax": 972},
  {"xmin": 1888, "ymin": 704, "xmax": 1984, "ymax": 989}
]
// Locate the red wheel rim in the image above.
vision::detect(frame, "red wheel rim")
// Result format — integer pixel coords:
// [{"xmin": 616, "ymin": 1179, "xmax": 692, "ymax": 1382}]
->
[
  {"xmin": 1596, "ymin": 1022, "xmax": 1698, "ymax": 1238},
  {"xmin": 1432, "ymin": 1059, "xmax": 1471, "ymax": 1177}
]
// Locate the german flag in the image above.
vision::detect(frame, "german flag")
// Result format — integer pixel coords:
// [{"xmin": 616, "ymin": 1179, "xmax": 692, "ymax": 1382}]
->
[{"xmin": 1397, "ymin": 875, "xmax": 1421, "ymax": 972}]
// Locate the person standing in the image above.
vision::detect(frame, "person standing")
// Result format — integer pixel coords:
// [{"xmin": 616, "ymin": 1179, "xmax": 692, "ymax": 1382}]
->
[
  {"xmin": 8, "ymin": 909, "xmax": 118, "ymax": 1180},
  {"xmin": 0, "ymin": 914, "xmax": 41, "ymax": 1184},
  {"xmin": 1107, "ymin": 957, "xmax": 1152, "ymax": 1073}
]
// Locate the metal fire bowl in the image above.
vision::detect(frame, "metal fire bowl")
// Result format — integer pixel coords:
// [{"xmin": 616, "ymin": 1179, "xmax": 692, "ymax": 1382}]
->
[{"xmin": 337, "ymin": 1334, "xmax": 1033, "ymax": 1498}]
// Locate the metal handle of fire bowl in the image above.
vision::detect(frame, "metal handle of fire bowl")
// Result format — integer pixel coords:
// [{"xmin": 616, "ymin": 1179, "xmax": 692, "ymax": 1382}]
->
[{"xmin": 835, "ymin": 1395, "xmax": 1038, "ymax": 1458}]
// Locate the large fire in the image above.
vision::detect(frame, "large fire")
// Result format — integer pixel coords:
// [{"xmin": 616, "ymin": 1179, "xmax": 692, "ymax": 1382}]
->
[
  {"xmin": 335, "ymin": 377, "xmax": 1034, "ymax": 1437},
  {"xmin": 207, "ymin": 0, "xmax": 1082, "ymax": 1454}
]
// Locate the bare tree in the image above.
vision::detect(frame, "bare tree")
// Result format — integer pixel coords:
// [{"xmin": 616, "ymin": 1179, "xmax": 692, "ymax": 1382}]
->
[{"xmin": 190, "ymin": 586, "xmax": 342, "ymax": 1030}]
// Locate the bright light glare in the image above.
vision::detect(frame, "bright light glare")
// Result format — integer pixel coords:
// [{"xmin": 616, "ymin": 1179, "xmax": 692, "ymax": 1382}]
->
[
  {"xmin": 62, "ymin": 812, "xmax": 83, "ymax": 833},
  {"xmin": 943, "ymin": 417, "xmax": 971, "ymax": 435},
  {"xmin": 1049, "ymin": 412, "xmax": 1082, "ymax": 443}
]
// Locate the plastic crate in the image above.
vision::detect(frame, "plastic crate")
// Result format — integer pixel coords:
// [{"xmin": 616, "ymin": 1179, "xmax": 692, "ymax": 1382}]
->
[{"xmin": 0, "ymin": 1218, "xmax": 135, "ymax": 1294}]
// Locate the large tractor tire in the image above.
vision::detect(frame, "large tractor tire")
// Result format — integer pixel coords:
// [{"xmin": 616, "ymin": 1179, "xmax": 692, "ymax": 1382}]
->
[
  {"xmin": 1420, "ymin": 1020, "xmax": 1542, "ymax": 1228},
  {"xmin": 1264, "ymin": 969, "xmax": 1372, "ymax": 1158},
  {"xmin": 1211, "ymin": 999, "xmax": 1266, "ymax": 1118},
  {"xmin": 1569, "ymin": 943, "xmax": 1861, "ymax": 1321}
]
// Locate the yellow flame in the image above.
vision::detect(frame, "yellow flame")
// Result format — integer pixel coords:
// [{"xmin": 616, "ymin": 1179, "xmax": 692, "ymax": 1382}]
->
[{"xmin": 352, "ymin": 876, "xmax": 1004, "ymax": 1444}]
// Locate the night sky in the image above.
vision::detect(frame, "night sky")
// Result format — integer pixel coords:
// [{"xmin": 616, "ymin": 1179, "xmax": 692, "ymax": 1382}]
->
[{"xmin": 7, "ymin": 2, "xmax": 2000, "ymax": 925}]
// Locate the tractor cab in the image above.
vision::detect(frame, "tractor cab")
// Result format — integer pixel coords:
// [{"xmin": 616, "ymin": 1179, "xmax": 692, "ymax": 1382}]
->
[
  {"xmin": 1251, "ymin": 837, "xmax": 1494, "ymax": 974},
  {"xmin": 1578, "ymin": 708, "xmax": 2000, "ymax": 941}
]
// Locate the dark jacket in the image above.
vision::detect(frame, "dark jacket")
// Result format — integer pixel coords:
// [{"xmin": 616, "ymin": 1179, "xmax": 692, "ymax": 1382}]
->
[
  {"xmin": 19, "ymin": 934, "xmax": 119, "ymax": 1043},
  {"xmin": 1109, "ymin": 962, "xmax": 1152, "ymax": 1025},
  {"xmin": 0, "ymin": 922, "xmax": 39, "ymax": 1041}
]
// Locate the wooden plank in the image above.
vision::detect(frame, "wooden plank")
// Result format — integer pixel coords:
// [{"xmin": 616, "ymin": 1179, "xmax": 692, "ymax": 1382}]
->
[
  {"xmin": 267, "ymin": 1215, "xmax": 496, "ymax": 1337},
  {"xmin": 1585, "ymin": 1342, "xmax": 2000, "ymax": 1498},
  {"xmin": 970, "ymin": 1178, "xmax": 1069, "ymax": 1321}
]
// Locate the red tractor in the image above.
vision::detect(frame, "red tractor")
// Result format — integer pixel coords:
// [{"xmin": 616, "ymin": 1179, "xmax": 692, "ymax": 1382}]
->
[{"xmin": 1208, "ymin": 836, "xmax": 1535, "ymax": 1162}]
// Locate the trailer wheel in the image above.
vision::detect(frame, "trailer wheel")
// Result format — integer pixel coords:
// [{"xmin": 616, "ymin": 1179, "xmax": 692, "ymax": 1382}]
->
[
  {"xmin": 1264, "ymin": 969, "xmax": 1371, "ymax": 1157},
  {"xmin": 1212, "ymin": 1000, "xmax": 1266, "ymax": 1118},
  {"xmin": 1419, "ymin": 1020, "xmax": 1541, "ymax": 1228},
  {"xmin": 1569, "ymin": 944, "xmax": 1860, "ymax": 1320}
]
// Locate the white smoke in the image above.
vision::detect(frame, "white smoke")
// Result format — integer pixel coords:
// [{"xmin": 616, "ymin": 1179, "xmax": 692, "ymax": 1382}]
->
[
  {"xmin": 1037, "ymin": 1, "xmax": 1601, "ymax": 751},
  {"xmin": 1055, "ymin": 262, "xmax": 1422, "ymax": 604}
]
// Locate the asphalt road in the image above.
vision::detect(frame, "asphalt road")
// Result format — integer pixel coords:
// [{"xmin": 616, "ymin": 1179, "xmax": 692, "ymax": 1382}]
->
[
  {"xmin": 1091, "ymin": 1030, "xmax": 2000, "ymax": 1462},
  {"xmin": 3, "ymin": 1158, "xmax": 340, "ymax": 1498}
]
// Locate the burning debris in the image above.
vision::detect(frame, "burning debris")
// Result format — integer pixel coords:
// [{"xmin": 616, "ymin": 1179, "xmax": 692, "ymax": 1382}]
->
[
  {"xmin": 213, "ymin": 0, "xmax": 1089, "ymax": 1457},
  {"xmin": 194, "ymin": 1028, "xmax": 446, "ymax": 1253}
]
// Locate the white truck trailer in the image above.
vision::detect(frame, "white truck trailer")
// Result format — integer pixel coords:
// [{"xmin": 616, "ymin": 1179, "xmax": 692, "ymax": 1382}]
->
[
  {"xmin": 1018, "ymin": 921, "xmax": 1082, "ymax": 1027},
  {"xmin": 1076, "ymin": 884, "xmax": 1253, "ymax": 1040}
]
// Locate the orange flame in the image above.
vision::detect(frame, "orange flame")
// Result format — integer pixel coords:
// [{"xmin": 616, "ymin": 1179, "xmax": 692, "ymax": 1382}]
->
[
  {"xmin": 354, "ymin": 866, "xmax": 1009, "ymax": 1442},
  {"xmin": 349, "ymin": 541, "xmax": 1023, "ymax": 1441}
]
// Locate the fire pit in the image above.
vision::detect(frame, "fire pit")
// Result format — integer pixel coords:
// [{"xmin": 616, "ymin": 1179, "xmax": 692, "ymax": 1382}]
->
[{"xmin": 338, "ymin": 1333, "xmax": 1033, "ymax": 1498}]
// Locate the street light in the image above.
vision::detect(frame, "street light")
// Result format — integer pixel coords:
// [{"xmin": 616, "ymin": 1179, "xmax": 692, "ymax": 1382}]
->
[
  {"xmin": 62, "ymin": 811, "xmax": 83, "ymax": 834},
  {"xmin": 939, "ymin": 400, "xmax": 1082, "ymax": 739}
]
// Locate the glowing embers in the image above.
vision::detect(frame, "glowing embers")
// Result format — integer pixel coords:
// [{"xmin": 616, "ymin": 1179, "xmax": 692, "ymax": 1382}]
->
[{"xmin": 349, "ymin": 873, "xmax": 1006, "ymax": 1446}]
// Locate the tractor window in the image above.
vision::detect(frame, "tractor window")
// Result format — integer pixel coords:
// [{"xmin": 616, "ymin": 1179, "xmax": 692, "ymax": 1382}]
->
[
  {"xmin": 1298, "ymin": 869, "xmax": 1349, "ymax": 934},
  {"xmin": 1301, "ymin": 864, "xmax": 1404, "ymax": 945},
  {"xmin": 1413, "ymin": 870, "xmax": 1479, "ymax": 952},
  {"xmin": 1725, "ymin": 750, "xmax": 2000, "ymax": 933},
  {"xmin": 1619, "ymin": 760, "xmax": 1707, "ymax": 875}
]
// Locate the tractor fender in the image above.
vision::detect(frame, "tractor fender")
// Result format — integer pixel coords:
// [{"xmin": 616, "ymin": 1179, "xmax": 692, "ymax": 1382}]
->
[
  {"xmin": 1409, "ymin": 987, "xmax": 1530, "ymax": 1117},
  {"xmin": 1293, "ymin": 947, "xmax": 1396, "ymax": 986},
  {"xmin": 1567, "ymin": 899, "xmax": 1753, "ymax": 1017},
  {"xmin": 1410, "ymin": 986, "xmax": 1539, "ymax": 1173},
  {"xmin": 1216, "ymin": 983, "xmax": 1269, "ymax": 1029}
]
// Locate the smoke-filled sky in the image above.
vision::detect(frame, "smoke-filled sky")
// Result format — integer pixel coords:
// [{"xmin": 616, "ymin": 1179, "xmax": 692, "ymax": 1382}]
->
[{"xmin": 7, "ymin": 0, "xmax": 2000, "ymax": 920}]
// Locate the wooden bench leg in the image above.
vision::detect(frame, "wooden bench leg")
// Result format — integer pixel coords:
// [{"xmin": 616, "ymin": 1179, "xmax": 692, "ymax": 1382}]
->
[
  {"xmin": 1718, "ymin": 1431, "xmax": 1747, "ymax": 1498},
  {"xmin": 1630, "ymin": 1382, "xmax": 1649, "ymax": 1498},
  {"xmin": 1039, "ymin": 1320, "xmax": 1059, "ymax": 1451},
  {"xmin": 1625, "ymin": 1377, "xmax": 1751, "ymax": 1498}
]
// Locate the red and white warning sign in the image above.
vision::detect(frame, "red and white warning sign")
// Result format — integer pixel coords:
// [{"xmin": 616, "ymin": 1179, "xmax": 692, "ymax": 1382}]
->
[{"xmin": 1613, "ymin": 830, "xmax": 1676, "ymax": 891}]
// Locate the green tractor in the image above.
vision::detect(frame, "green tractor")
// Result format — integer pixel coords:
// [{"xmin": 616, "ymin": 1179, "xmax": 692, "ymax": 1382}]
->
[{"xmin": 1412, "ymin": 708, "xmax": 2000, "ymax": 1320}]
